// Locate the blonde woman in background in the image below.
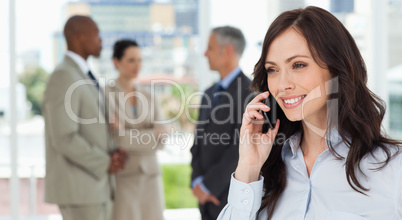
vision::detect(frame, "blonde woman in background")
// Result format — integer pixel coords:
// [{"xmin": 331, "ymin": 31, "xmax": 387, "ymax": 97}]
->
[{"xmin": 106, "ymin": 39, "xmax": 166, "ymax": 220}]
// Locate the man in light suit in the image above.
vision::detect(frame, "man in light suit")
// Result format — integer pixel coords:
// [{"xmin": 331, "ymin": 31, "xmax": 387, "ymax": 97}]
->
[
  {"xmin": 191, "ymin": 26, "xmax": 253, "ymax": 220},
  {"xmin": 42, "ymin": 16, "xmax": 126, "ymax": 220}
]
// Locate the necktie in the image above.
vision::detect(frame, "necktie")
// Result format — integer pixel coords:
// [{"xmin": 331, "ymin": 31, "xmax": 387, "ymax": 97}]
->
[
  {"xmin": 88, "ymin": 71, "xmax": 114, "ymax": 199},
  {"xmin": 88, "ymin": 70, "xmax": 100, "ymax": 90},
  {"xmin": 213, "ymin": 84, "xmax": 224, "ymax": 105},
  {"xmin": 88, "ymin": 70, "xmax": 106, "ymax": 116}
]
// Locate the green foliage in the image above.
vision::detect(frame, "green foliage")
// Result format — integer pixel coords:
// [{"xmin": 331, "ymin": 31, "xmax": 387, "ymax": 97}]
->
[
  {"xmin": 18, "ymin": 67, "xmax": 48, "ymax": 115},
  {"xmin": 162, "ymin": 164, "xmax": 198, "ymax": 209}
]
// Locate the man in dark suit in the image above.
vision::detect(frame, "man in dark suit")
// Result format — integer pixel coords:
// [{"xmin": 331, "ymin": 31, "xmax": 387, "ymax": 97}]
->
[{"xmin": 191, "ymin": 26, "xmax": 253, "ymax": 220}]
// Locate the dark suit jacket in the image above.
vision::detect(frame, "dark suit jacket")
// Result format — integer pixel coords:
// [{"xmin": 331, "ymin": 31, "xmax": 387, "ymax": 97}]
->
[{"xmin": 190, "ymin": 71, "xmax": 253, "ymax": 219}]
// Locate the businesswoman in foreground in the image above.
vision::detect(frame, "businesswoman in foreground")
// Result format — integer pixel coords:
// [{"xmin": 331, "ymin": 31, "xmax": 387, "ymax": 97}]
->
[{"xmin": 218, "ymin": 6, "xmax": 402, "ymax": 220}]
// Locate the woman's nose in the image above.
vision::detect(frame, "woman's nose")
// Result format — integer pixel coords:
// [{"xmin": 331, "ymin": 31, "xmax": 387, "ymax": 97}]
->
[{"xmin": 278, "ymin": 69, "xmax": 295, "ymax": 91}]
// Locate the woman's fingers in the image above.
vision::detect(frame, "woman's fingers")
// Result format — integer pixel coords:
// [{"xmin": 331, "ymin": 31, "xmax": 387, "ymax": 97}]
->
[
  {"xmin": 244, "ymin": 110, "xmax": 264, "ymax": 121},
  {"xmin": 247, "ymin": 91, "xmax": 271, "ymax": 111},
  {"xmin": 251, "ymin": 91, "xmax": 270, "ymax": 103},
  {"xmin": 241, "ymin": 91, "xmax": 275, "ymax": 135},
  {"xmin": 242, "ymin": 92, "xmax": 273, "ymax": 128},
  {"xmin": 246, "ymin": 103, "xmax": 270, "ymax": 112}
]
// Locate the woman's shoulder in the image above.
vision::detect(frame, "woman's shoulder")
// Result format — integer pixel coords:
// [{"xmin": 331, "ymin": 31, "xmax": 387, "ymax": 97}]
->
[
  {"xmin": 361, "ymin": 144, "xmax": 402, "ymax": 173},
  {"xmin": 134, "ymin": 85, "xmax": 152, "ymax": 100},
  {"xmin": 385, "ymin": 145, "xmax": 402, "ymax": 167},
  {"xmin": 370, "ymin": 144, "xmax": 401, "ymax": 160},
  {"xmin": 104, "ymin": 78, "xmax": 121, "ymax": 93}
]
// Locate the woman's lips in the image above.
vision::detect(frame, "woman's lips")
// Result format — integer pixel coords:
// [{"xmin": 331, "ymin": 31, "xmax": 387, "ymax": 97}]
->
[{"xmin": 280, "ymin": 95, "xmax": 307, "ymax": 109}]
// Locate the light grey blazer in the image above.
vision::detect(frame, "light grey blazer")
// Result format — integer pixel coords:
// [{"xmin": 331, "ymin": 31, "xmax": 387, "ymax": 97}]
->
[
  {"xmin": 42, "ymin": 55, "xmax": 114, "ymax": 205},
  {"xmin": 106, "ymin": 80, "xmax": 166, "ymax": 220},
  {"xmin": 105, "ymin": 80, "xmax": 164, "ymax": 176}
]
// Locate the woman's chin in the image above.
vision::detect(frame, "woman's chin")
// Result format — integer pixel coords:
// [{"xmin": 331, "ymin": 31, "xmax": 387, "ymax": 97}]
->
[{"xmin": 284, "ymin": 113, "xmax": 302, "ymax": 122}]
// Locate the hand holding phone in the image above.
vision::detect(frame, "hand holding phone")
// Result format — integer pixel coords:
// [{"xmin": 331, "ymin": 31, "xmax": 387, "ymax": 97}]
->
[{"xmin": 236, "ymin": 91, "xmax": 280, "ymax": 183}]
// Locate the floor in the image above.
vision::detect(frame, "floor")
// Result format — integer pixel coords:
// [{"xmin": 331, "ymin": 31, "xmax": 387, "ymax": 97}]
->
[
  {"xmin": 0, "ymin": 178, "xmax": 201, "ymax": 220},
  {"xmin": 0, "ymin": 178, "xmax": 59, "ymax": 216}
]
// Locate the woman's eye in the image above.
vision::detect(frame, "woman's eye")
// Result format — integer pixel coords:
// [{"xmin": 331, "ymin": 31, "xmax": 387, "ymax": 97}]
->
[
  {"xmin": 293, "ymin": 63, "xmax": 306, "ymax": 69},
  {"xmin": 265, "ymin": 68, "xmax": 276, "ymax": 73}
]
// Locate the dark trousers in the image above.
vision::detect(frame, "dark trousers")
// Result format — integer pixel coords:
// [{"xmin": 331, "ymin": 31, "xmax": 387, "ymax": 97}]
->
[{"xmin": 199, "ymin": 194, "xmax": 228, "ymax": 220}]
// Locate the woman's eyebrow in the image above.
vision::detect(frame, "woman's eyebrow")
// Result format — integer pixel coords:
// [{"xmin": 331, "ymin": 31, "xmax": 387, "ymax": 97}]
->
[
  {"xmin": 285, "ymin": 55, "xmax": 310, "ymax": 63},
  {"xmin": 265, "ymin": 55, "xmax": 310, "ymax": 65}
]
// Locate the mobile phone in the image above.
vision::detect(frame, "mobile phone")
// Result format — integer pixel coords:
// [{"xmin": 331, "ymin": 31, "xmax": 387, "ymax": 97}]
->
[
  {"xmin": 262, "ymin": 97, "xmax": 274, "ymax": 130},
  {"xmin": 261, "ymin": 97, "xmax": 276, "ymax": 133}
]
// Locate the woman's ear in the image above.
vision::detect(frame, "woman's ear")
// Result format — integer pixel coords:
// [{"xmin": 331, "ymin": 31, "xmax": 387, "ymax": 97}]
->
[{"xmin": 113, "ymin": 58, "xmax": 120, "ymax": 69}]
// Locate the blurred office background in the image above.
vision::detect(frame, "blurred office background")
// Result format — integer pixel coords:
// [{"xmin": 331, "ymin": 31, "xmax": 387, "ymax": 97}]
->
[{"xmin": 1, "ymin": 0, "xmax": 402, "ymax": 219}]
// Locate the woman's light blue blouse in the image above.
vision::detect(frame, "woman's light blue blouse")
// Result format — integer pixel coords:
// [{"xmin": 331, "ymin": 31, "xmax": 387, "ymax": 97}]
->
[
  {"xmin": 132, "ymin": 106, "xmax": 137, "ymax": 117},
  {"xmin": 217, "ymin": 131, "xmax": 402, "ymax": 220}
]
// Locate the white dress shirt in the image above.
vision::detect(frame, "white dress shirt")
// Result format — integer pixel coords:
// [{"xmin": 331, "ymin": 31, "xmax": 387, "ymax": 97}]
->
[
  {"xmin": 66, "ymin": 51, "xmax": 90, "ymax": 75},
  {"xmin": 218, "ymin": 130, "xmax": 402, "ymax": 220}
]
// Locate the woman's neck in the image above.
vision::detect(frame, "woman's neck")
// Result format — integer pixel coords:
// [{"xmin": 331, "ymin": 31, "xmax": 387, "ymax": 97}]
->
[
  {"xmin": 300, "ymin": 108, "xmax": 329, "ymax": 156},
  {"xmin": 300, "ymin": 121, "xmax": 329, "ymax": 177},
  {"xmin": 117, "ymin": 76, "xmax": 135, "ymax": 92},
  {"xmin": 300, "ymin": 123, "xmax": 328, "ymax": 157}
]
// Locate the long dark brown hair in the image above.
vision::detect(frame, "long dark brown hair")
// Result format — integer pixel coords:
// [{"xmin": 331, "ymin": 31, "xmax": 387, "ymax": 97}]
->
[{"xmin": 250, "ymin": 6, "xmax": 401, "ymax": 219}]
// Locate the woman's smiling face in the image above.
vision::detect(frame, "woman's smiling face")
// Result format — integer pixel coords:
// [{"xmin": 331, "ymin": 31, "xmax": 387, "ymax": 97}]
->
[{"xmin": 265, "ymin": 28, "xmax": 332, "ymax": 124}]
